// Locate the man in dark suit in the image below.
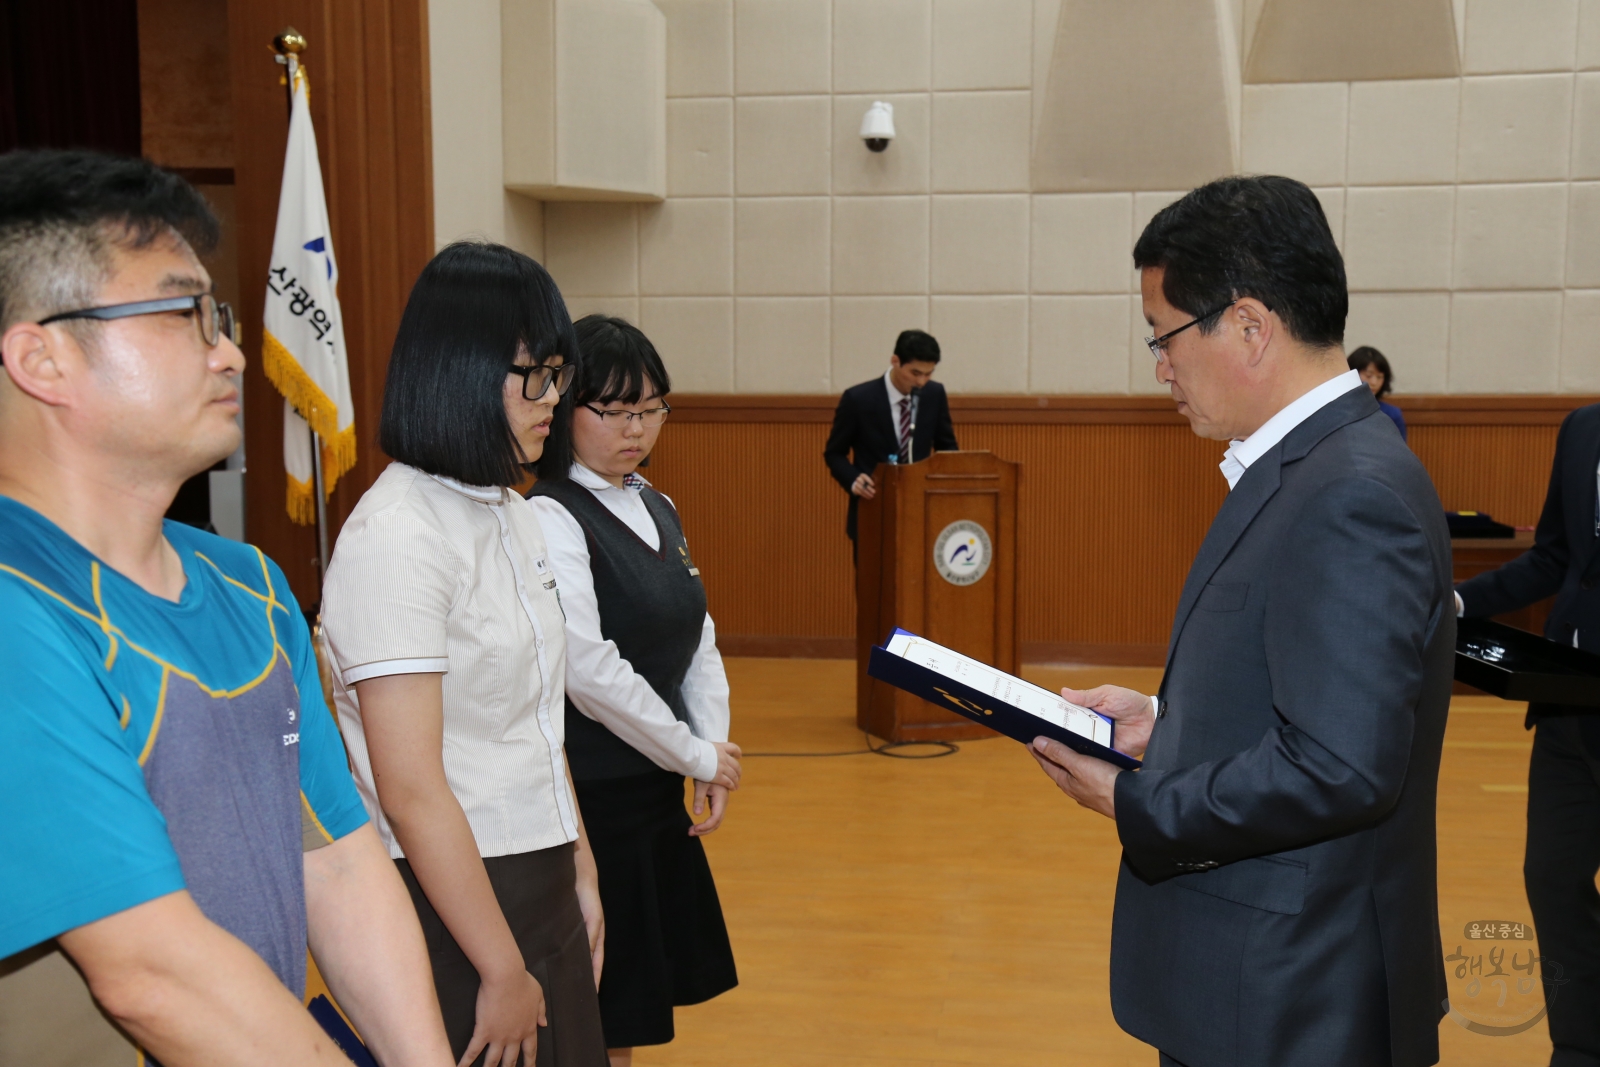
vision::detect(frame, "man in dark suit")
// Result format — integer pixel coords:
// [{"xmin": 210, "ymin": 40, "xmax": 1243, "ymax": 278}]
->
[
  {"xmin": 1030, "ymin": 176, "xmax": 1454, "ymax": 1067},
  {"xmin": 1456, "ymin": 402, "xmax": 1600, "ymax": 1067},
  {"xmin": 823, "ymin": 329, "xmax": 958, "ymax": 545}
]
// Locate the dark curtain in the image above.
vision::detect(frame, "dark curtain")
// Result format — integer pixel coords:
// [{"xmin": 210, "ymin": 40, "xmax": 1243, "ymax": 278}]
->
[{"xmin": 0, "ymin": 0, "xmax": 141, "ymax": 154}]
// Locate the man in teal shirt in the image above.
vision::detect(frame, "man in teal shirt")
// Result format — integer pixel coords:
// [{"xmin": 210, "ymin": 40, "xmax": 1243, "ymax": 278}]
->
[{"xmin": 0, "ymin": 150, "xmax": 454, "ymax": 1067}]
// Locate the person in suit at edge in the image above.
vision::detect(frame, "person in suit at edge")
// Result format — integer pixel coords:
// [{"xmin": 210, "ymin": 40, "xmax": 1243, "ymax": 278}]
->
[
  {"xmin": 823, "ymin": 329, "xmax": 959, "ymax": 553},
  {"xmin": 1455, "ymin": 401, "xmax": 1600, "ymax": 1067},
  {"xmin": 1028, "ymin": 175, "xmax": 1455, "ymax": 1067}
]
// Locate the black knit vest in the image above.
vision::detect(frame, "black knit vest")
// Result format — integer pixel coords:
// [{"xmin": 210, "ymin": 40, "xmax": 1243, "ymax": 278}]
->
[{"xmin": 529, "ymin": 478, "xmax": 708, "ymax": 781}]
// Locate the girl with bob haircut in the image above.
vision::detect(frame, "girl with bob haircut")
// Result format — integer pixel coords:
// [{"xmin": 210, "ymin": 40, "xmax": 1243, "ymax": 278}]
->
[
  {"xmin": 1347, "ymin": 344, "xmax": 1406, "ymax": 442},
  {"xmin": 321, "ymin": 242, "xmax": 608, "ymax": 1067},
  {"xmin": 527, "ymin": 316, "xmax": 740, "ymax": 1066}
]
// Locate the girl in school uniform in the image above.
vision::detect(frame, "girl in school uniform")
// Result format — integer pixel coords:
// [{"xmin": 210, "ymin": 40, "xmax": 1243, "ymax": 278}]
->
[
  {"xmin": 527, "ymin": 316, "xmax": 741, "ymax": 1067},
  {"xmin": 322, "ymin": 242, "xmax": 607, "ymax": 1067}
]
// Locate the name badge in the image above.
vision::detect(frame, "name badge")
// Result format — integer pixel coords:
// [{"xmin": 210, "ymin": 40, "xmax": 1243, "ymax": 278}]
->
[
  {"xmin": 532, "ymin": 556, "xmax": 558, "ymax": 590},
  {"xmin": 677, "ymin": 544, "xmax": 701, "ymax": 578}
]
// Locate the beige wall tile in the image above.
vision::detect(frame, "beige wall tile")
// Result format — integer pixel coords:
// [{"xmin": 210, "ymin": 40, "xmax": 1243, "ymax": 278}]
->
[
  {"xmin": 1582, "ymin": 0, "xmax": 1600, "ymax": 68},
  {"xmin": 667, "ymin": 99, "xmax": 733, "ymax": 197},
  {"xmin": 639, "ymin": 296, "xmax": 735, "ymax": 391},
  {"xmin": 505, "ymin": 194, "xmax": 546, "ymax": 262},
  {"xmin": 1454, "ymin": 183, "xmax": 1567, "ymax": 289},
  {"xmin": 832, "ymin": 296, "xmax": 930, "ymax": 386},
  {"xmin": 1347, "ymin": 79, "xmax": 1459, "ymax": 185},
  {"xmin": 1245, "ymin": 0, "xmax": 1461, "ymax": 82},
  {"xmin": 1240, "ymin": 83, "xmax": 1348, "ymax": 187},
  {"xmin": 1312, "ymin": 187, "xmax": 1345, "ymax": 249},
  {"xmin": 835, "ymin": 0, "xmax": 930, "ymax": 92},
  {"xmin": 658, "ymin": 0, "xmax": 733, "ymax": 96},
  {"xmin": 1572, "ymin": 74, "xmax": 1600, "ymax": 178},
  {"xmin": 1343, "ymin": 293, "xmax": 1451, "ymax": 393},
  {"xmin": 1029, "ymin": 295, "xmax": 1134, "ymax": 393},
  {"xmin": 1560, "ymin": 290, "xmax": 1600, "ymax": 390},
  {"xmin": 832, "ymin": 195, "xmax": 931, "ymax": 294},
  {"xmin": 639, "ymin": 199, "xmax": 733, "ymax": 295},
  {"xmin": 564, "ymin": 295, "xmax": 641, "ymax": 322},
  {"xmin": 736, "ymin": 197, "xmax": 830, "ymax": 294},
  {"xmin": 931, "ymin": 91, "xmax": 1032, "ymax": 192},
  {"xmin": 1462, "ymin": 0, "xmax": 1578, "ymax": 74},
  {"xmin": 1343, "ymin": 186, "xmax": 1456, "ymax": 291},
  {"xmin": 932, "ymin": 0, "xmax": 1032, "ymax": 90},
  {"xmin": 1567, "ymin": 183, "xmax": 1600, "ymax": 286},
  {"xmin": 833, "ymin": 94, "xmax": 930, "ymax": 195},
  {"xmin": 929, "ymin": 296, "xmax": 1029, "ymax": 391},
  {"xmin": 930, "ymin": 195, "xmax": 1030, "ymax": 293},
  {"xmin": 1032, "ymin": 193, "xmax": 1134, "ymax": 294},
  {"xmin": 735, "ymin": 296, "xmax": 832, "ymax": 390},
  {"xmin": 735, "ymin": 96, "xmax": 832, "ymax": 195},
  {"xmin": 545, "ymin": 203, "xmax": 639, "ymax": 296},
  {"xmin": 1449, "ymin": 291, "xmax": 1563, "ymax": 391},
  {"xmin": 1457, "ymin": 75, "xmax": 1574, "ymax": 182},
  {"xmin": 735, "ymin": 0, "xmax": 831, "ymax": 94}
]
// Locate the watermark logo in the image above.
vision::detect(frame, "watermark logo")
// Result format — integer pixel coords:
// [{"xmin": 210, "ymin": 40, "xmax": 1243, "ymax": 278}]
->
[{"xmin": 1442, "ymin": 920, "xmax": 1566, "ymax": 1036}]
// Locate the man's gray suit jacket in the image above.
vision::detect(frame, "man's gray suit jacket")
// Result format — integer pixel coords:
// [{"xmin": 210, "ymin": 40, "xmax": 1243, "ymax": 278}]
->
[{"xmin": 1110, "ymin": 386, "xmax": 1454, "ymax": 1067}]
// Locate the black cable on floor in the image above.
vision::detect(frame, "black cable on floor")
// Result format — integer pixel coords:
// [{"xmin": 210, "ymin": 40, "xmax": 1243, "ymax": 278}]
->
[{"xmin": 743, "ymin": 730, "xmax": 959, "ymax": 760}]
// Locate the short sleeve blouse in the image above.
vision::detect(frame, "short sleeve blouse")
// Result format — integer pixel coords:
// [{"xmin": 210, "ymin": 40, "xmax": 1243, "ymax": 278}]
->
[{"xmin": 321, "ymin": 463, "xmax": 578, "ymax": 859}]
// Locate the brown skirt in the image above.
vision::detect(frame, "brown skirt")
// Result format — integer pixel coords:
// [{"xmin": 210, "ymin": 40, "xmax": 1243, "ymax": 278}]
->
[{"xmin": 396, "ymin": 843, "xmax": 608, "ymax": 1067}]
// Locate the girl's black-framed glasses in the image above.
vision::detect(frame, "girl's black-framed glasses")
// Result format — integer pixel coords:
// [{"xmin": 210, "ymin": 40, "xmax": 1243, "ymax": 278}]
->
[{"xmin": 507, "ymin": 361, "xmax": 577, "ymax": 400}]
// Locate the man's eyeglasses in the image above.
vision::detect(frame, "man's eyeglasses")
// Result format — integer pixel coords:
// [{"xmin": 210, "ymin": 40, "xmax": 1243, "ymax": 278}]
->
[
  {"xmin": 507, "ymin": 362, "xmax": 577, "ymax": 400},
  {"xmin": 582, "ymin": 402, "xmax": 671, "ymax": 429},
  {"xmin": 1143, "ymin": 300, "xmax": 1235, "ymax": 361},
  {"xmin": 39, "ymin": 294, "xmax": 240, "ymax": 347}
]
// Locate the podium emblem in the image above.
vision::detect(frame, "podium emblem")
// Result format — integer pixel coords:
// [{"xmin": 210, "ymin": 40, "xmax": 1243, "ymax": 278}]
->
[{"xmin": 933, "ymin": 520, "xmax": 992, "ymax": 586}]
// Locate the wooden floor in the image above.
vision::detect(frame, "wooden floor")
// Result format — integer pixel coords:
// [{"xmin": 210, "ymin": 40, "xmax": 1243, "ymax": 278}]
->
[{"xmin": 634, "ymin": 658, "xmax": 1553, "ymax": 1067}]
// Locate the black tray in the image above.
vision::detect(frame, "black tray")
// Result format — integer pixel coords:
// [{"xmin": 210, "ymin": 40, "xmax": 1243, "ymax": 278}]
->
[{"xmin": 1455, "ymin": 617, "xmax": 1600, "ymax": 706}]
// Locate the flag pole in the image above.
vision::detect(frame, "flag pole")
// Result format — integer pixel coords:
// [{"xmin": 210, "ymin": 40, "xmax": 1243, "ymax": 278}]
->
[{"xmin": 272, "ymin": 27, "xmax": 331, "ymax": 586}]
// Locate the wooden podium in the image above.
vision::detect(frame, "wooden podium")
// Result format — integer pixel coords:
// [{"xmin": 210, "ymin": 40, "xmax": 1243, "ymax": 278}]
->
[{"xmin": 855, "ymin": 450, "xmax": 1019, "ymax": 742}]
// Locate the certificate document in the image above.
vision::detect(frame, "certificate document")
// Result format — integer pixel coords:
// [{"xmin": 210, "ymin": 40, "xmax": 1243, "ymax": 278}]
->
[{"xmin": 869, "ymin": 628, "xmax": 1138, "ymax": 769}]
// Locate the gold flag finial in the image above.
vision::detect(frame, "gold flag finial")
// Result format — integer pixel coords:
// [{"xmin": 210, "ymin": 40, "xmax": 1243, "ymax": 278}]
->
[{"xmin": 272, "ymin": 27, "xmax": 307, "ymax": 56}]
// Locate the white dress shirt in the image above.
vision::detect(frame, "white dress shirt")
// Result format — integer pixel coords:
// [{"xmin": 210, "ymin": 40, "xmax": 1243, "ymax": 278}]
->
[
  {"xmin": 321, "ymin": 463, "xmax": 578, "ymax": 859},
  {"xmin": 527, "ymin": 464, "xmax": 731, "ymax": 783},
  {"xmin": 1218, "ymin": 369, "xmax": 1364, "ymax": 490},
  {"xmin": 885, "ymin": 368, "xmax": 910, "ymax": 457}
]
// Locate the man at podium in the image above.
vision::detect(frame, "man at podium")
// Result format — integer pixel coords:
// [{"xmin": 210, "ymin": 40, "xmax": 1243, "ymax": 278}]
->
[{"xmin": 823, "ymin": 329, "xmax": 958, "ymax": 552}]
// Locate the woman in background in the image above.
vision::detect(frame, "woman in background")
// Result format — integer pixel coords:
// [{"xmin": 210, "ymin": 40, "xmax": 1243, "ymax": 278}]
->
[
  {"xmin": 527, "ymin": 316, "xmax": 740, "ymax": 1067},
  {"xmin": 1348, "ymin": 345, "xmax": 1407, "ymax": 442},
  {"xmin": 322, "ymin": 242, "xmax": 607, "ymax": 1067}
]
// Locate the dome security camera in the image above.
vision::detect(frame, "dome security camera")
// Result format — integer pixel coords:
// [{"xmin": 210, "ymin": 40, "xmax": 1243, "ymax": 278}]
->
[{"xmin": 860, "ymin": 101, "xmax": 895, "ymax": 152}]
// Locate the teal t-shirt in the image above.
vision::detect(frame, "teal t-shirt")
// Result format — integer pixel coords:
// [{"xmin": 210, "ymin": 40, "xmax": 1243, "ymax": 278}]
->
[{"xmin": 0, "ymin": 498, "xmax": 367, "ymax": 994}]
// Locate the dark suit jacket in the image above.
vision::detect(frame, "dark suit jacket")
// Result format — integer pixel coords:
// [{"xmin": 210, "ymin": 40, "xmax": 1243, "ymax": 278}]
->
[
  {"xmin": 823, "ymin": 376, "xmax": 958, "ymax": 538},
  {"xmin": 1110, "ymin": 386, "xmax": 1454, "ymax": 1067},
  {"xmin": 1456, "ymin": 403, "xmax": 1600, "ymax": 723}
]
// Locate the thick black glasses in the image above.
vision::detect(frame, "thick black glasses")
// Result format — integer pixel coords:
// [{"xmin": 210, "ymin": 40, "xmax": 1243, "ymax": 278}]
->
[
  {"xmin": 507, "ymin": 361, "xmax": 576, "ymax": 400},
  {"xmin": 582, "ymin": 401, "xmax": 671, "ymax": 429},
  {"xmin": 40, "ymin": 294, "xmax": 239, "ymax": 347},
  {"xmin": 1144, "ymin": 300, "xmax": 1236, "ymax": 361}
]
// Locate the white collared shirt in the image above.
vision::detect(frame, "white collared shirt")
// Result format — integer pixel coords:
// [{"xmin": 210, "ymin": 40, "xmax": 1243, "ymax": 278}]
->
[
  {"xmin": 321, "ymin": 462, "xmax": 578, "ymax": 859},
  {"xmin": 527, "ymin": 463, "xmax": 730, "ymax": 783},
  {"xmin": 1218, "ymin": 369, "xmax": 1364, "ymax": 490},
  {"xmin": 884, "ymin": 368, "xmax": 911, "ymax": 453}
]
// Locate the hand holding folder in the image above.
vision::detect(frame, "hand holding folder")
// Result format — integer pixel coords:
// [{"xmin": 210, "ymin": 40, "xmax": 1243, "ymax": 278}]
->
[{"xmin": 867, "ymin": 629, "xmax": 1142, "ymax": 770}]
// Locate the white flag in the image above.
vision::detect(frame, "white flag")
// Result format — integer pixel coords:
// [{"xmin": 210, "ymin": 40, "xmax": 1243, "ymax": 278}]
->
[{"xmin": 263, "ymin": 61, "xmax": 355, "ymax": 525}]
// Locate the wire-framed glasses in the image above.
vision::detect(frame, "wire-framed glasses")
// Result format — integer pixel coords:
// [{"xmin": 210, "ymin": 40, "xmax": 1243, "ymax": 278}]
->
[
  {"xmin": 39, "ymin": 294, "xmax": 239, "ymax": 347},
  {"xmin": 582, "ymin": 401, "xmax": 671, "ymax": 429},
  {"xmin": 507, "ymin": 361, "xmax": 577, "ymax": 400},
  {"xmin": 1143, "ymin": 300, "xmax": 1235, "ymax": 361}
]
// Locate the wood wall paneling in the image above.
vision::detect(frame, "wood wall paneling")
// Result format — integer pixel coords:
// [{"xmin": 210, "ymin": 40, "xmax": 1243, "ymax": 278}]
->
[
  {"xmin": 648, "ymin": 394, "xmax": 1595, "ymax": 661},
  {"xmin": 228, "ymin": 0, "xmax": 432, "ymax": 607}
]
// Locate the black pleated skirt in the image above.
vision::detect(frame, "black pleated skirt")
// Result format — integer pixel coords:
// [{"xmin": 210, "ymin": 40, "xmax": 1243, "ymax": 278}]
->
[
  {"xmin": 396, "ymin": 843, "xmax": 608, "ymax": 1067},
  {"xmin": 574, "ymin": 769, "xmax": 739, "ymax": 1049}
]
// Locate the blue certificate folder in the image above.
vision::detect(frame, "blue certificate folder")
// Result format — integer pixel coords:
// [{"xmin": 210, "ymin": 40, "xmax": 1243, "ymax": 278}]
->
[{"xmin": 867, "ymin": 628, "xmax": 1141, "ymax": 770}]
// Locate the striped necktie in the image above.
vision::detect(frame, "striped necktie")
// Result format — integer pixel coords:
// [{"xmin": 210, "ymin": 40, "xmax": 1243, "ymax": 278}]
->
[{"xmin": 898, "ymin": 397, "xmax": 912, "ymax": 460}]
